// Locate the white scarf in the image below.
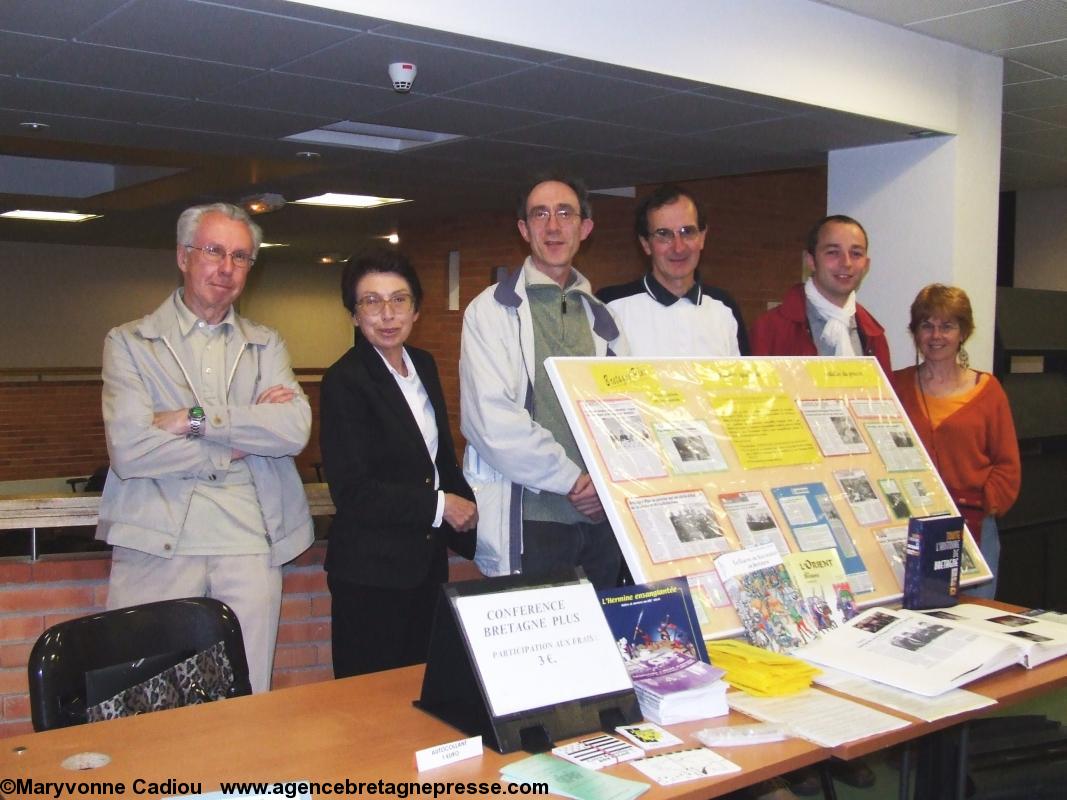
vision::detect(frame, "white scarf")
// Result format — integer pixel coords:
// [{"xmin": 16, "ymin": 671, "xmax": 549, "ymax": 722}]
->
[{"xmin": 804, "ymin": 279, "xmax": 857, "ymax": 357}]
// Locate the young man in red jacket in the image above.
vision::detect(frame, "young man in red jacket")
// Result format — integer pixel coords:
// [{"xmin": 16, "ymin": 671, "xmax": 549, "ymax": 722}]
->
[{"xmin": 750, "ymin": 214, "xmax": 891, "ymax": 376}]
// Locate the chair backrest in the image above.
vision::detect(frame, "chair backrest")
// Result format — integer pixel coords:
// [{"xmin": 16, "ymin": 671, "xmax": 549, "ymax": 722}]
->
[{"xmin": 28, "ymin": 597, "xmax": 252, "ymax": 731}]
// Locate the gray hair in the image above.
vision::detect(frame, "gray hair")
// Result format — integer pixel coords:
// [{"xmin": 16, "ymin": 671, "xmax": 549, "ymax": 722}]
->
[{"xmin": 176, "ymin": 203, "xmax": 263, "ymax": 254}]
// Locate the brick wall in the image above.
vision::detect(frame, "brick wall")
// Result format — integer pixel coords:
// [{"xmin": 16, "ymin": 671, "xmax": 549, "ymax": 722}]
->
[
  {"xmin": 0, "ymin": 544, "xmax": 330, "ymax": 738},
  {"xmin": 0, "ymin": 544, "xmax": 481, "ymax": 738}
]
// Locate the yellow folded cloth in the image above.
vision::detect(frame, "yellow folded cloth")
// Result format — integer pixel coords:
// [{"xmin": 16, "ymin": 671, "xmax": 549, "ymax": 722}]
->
[{"xmin": 707, "ymin": 639, "xmax": 820, "ymax": 696}]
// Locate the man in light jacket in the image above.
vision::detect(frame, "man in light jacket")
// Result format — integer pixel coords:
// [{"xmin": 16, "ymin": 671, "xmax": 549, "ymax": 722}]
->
[
  {"xmin": 97, "ymin": 202, "xmax": 313, "ymax": 693},
  {"xmin": 460, "ymin": 177, "xmax": 628, "ymax": 590}
]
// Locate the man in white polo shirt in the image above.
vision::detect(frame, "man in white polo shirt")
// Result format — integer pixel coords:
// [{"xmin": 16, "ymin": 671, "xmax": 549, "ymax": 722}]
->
[{"xmin": 597, "ymin": 184, "xmax": 748, "ymax": 357}]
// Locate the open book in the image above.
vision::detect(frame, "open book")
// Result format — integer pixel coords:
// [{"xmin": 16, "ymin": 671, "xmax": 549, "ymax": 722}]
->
[
  {"xmin": 922, "ymin": 603, "xmax": 1067, "ymax": 668},
  {"xmin": 795, "ymin": 606, "xmax": 1024, "ymax": 696}
]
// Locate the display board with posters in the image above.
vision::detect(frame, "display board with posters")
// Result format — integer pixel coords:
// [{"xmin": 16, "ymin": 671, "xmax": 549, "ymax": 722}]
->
[{"xmin": 545, "ymin": 356, "xmax": 990, "ymax": 641}]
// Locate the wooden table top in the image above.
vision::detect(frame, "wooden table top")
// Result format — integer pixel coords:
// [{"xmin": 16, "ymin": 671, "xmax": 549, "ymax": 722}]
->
[{"xmin": 0, "ymin": 665, "xmax": 825, "ymax": 800}]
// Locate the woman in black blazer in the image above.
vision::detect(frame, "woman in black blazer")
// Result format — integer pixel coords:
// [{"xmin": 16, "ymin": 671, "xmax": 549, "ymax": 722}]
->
[{"xmin": 320, "ymin": 250, "xmax": 477, "ymax": 678}]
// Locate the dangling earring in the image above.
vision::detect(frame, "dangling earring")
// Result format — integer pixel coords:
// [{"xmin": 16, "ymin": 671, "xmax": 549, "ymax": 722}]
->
[{"xmin": 957, "ymin": 345, "xmax": 969, "ymax": 369}]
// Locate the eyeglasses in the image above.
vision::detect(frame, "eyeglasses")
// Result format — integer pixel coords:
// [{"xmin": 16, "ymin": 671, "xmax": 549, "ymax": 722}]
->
[
  {"xmin": 526, "ymin": 206, "xmax": 580, "ymax": 225},
  {"xmin": 185, "ymin": 243, "xmax": 255, "ymax": 269},
  {"xmin": 918, "ymin": 320, "xmax": 960, "ymax": 334},
  {"xmin": 356, "ymin": 293, "xmax": 414, "ymax": 316},
  {"xmin": 649, "ymin": 226, "xmax": 702, "ymax": 245}
]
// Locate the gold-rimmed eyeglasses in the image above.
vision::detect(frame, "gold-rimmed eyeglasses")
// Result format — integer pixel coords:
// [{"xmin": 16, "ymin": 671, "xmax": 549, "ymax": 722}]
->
[
  {"xmin": 184, "ymin": 243, "xmax": 255, "ymax": 269},
  {"xmin": 356, "ymin": 293, "xmax": 414, "ymax": 316}
]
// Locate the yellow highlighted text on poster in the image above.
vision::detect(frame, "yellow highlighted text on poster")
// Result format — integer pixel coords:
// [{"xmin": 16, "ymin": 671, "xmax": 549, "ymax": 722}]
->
[
  {"xmin": 693, "ymin": 360, "xmax": 781, "ymax": 391},
  {"xmin": 594, "ymin": 363, "xmax": 663, "ymax": 395},
  {"xmin": 712, "ymin": 394, "xmax": 821, "ymax": 469},
  {"xmin": 806, "ymin": 360, "xmax": 880, "ymax": 388}
]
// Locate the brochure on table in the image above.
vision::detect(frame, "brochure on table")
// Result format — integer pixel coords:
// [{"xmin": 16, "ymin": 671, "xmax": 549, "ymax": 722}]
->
[{"xmin": 545, "ymin": 356, "xmax": 990, "ymax": 641}]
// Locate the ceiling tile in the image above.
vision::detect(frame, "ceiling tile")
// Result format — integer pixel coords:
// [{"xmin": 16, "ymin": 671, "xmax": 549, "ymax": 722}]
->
[
  {"xmin": 24, "ymin": 42, "xmax": 260, "ymax": 98},
  {"xmin": 192, "ymin": 0, "xmax": 375, "ymax": 30},
  {"xmin": 1003, "ymin": 57, "xmax": 1058, "ymax": 83},
  {"xmin": 694, "ymin": 85, "xmax": 814, "ymax": 114},
  {"xmin": 0, "ymin": 31, "xmax": 63, "ymax": 75},
  {"xmin": 0, "ymin": 0, "xmax": 129, "ymax": 38},
  {"xmin": 399, "ymin": 138, "xmax": 563, "ymax": 166},
  {"xmin": 444, "ymin": 66, "xmax": 667, "ymax": 115},
  {"xmin": 80, "ymin": 0, "xmax": 360, "ymax": 70},
  {"xmin": 370, "ymin": 22, "xmax": 557, "ymax": 63},
  {"xmin": 548, "ymin": 58, "xmax": 706, "ymax": 91},
  {"xmin": 593, "ymin": 91, "xmax": 788, "ymax": 135},
  {"xmin": 143, "ymin": 100, "xmax": 331, "ymax": 138},
  {"xmin": 1008, "ymin": 101, "xmax": 1067, "ymax": 125},
  {"xmin": 1002, "ymin": 110, "xmax": 1063, "ymax": 134},
  {"xmin": 493, "ymin": 118, "xmax": 662, "ymax": 152},
  {"xmin": 910, "ymin": 1, "xmax": 1067, "ymax": 53},
  {"xmin": 999, "ymin": 38, "xmax": 1067, "ymax": 76},
  {"xmin": 281, "ymin": 31, "xmax": 530, "ymax": 95},
  {"xmin": 814, "ymin": 1, "xmax": 1005, "ymax": 26},
  {"xmin": 0, "ymin": 76, "xmax": 188, "ymax": 124},
  {"xmin": 1003, "ymin": 76, "xmax": 1067, "ymax": 111},
  {"xmin": 1003, "ymin": 126, "xmax": 1067, "ymax": 158},
  {"xmin": 1001, "ymin": 146, "xmax": 1067, "ymax": 190},
  {"xmin": 359, "ymin": 96, "xmax": 558, "ymax": 136},
  {"xmin": 698, "ymin": 112, "xmax": 917, "ymax": 154},
  {"xmin": 0, "ymin": 107, "xmax": 144, "ymax": 149},
  {"xmin": 205, "ymin": 72, "xmax": 417, "ymax": 119}
]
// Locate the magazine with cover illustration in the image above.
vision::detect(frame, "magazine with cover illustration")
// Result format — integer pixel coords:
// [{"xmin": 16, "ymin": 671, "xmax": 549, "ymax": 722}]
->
[
  {"xmin": 714, "ymin": 543, "xmax": 819, "ymax": 653},
  {"xmin": 783, "ymin": 548, "xmax": 858, "ymax": 634}
]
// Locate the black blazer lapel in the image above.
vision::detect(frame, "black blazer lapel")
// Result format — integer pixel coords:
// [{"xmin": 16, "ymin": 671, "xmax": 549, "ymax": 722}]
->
[{"xmin": 355, "ymin": 340, "xmax": 429, "ymax": 457}]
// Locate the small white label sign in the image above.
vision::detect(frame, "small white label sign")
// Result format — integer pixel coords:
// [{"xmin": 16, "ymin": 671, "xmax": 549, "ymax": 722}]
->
[{"xmin": 415, "ymin": 735, "xmax": 483, "ymax": 771}]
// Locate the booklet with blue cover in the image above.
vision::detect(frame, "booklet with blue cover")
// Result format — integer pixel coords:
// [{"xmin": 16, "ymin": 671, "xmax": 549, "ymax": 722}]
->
[{"xmin": 598, "ymin": 578, "xmax": 726, "ymax": 724}]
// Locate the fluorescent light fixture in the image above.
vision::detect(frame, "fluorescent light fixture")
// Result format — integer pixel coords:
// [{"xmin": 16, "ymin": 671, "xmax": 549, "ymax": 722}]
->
[
  {"xmin": 1, "ymin": 209, "xmax": 100, "ymax": 222},
  {"xmin": 284, "ymin": 120, "xmax": 464, "ymax": 153},
  {"xmin": 293, "ymin": 193, "xmax": 409, "ymax": 209},
  {"xmin": 258, "ymin": 242, "xmax": 290, "ymax": 249}
]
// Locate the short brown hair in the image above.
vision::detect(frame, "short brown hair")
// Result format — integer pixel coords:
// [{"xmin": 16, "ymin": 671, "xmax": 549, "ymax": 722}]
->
[{"xmin": 908, "ymin": 283, "xmax": 975, "ymax": 343}]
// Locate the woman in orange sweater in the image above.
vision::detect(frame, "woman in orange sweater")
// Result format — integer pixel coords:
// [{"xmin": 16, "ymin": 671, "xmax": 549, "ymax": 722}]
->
[{"xmin": 891, "ymin": 284, "xmax": 1021, "ymax": 599}]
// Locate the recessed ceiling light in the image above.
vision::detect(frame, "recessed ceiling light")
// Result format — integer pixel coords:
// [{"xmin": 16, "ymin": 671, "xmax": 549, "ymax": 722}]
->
[
  {"xmin": 240, "ymin": 193, "xmax": 286, "ymax": 215},
  {"xmin": 316, "ymin": 252, "xmax": 347, "ymax": 265},
  {"xmin": 19, "ymin": 121, "xmax": 50, "ymax": 131},
  {"xmin": 293, "ymin": 193, "xmax": 409, "ymax": 209},
  {"xmin": 295, "ymin": 151, "xmax": 321, "ymax": 160},
  {"xmin": 258, "ymin": 242, "xmax": 290, "ymax": 249},
  {"xmin": 284, "ymin": 120, "xmax": 464, "ymax": 153},
  {"xmin": 1, "ymin": 209, "xmax": 99, "ymax": 222}
]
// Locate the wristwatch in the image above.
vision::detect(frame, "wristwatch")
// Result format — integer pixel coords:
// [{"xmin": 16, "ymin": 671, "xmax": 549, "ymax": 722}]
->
[{"xmin": 187, "ymin": 406, "xmax": 206, "ymax": 438}]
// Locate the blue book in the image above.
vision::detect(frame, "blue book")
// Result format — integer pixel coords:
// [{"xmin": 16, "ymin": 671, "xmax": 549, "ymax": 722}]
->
[{"xmin": 903, "ymin": 515, "xmax": 963, "ymax": 609}]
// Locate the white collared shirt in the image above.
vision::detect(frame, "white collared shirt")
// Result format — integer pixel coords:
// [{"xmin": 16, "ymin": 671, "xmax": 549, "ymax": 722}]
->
[{"xmin": 376, "ymin": 346, "xmax": 445, "ymax": 527}]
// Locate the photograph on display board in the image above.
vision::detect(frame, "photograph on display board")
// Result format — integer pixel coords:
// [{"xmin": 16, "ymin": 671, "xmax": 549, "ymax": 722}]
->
[
  {"xmin": 866, "ymin": 422, "xmax": 927, "ymax": 472},
  {"xmin": 542, "ymin": 355, "xmax": 992, "ymax": 642},
  {"xmin": 834, "ymin": 468, "xmax": 890, "ymax": 526},
  {"xmin": 653, "ymin": 419, "xmax": 729, "ymax": 475},
  {"xmin": 719, "ymin": 490, "xmax": 791, "ymax": 555},
  {"xmin": 797, "ymin": 398, "xmax": 871, "ymax": 457},
  {"xmin": 626, "ymin": 490, "xmax": 732, "ymax": 563},
  {"xmin": 874, "ymin": 525, "xmax": 909, "ymax": 589},
  {"xmin": 878, "ymin": 478, "xmax": 913, "ymax": 520},
  {"xmin": 580, "ymin": 398, "xmax": 667, "ymax": 482}
]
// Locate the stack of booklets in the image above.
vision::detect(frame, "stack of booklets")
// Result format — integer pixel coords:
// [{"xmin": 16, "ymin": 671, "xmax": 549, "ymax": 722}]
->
[
  {"xmin": 598, "ymin": 578, "xmax": 728, "ymax": 724},
  {"xmin": 796, "ymin": 603, "xmax": 1067, "ymax": 696},
  {"xmin": 706, "ymin": 639, "xmax": 820, "ymax": 696}
]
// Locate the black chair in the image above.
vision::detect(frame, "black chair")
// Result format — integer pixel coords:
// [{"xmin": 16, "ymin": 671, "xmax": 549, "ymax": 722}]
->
[{"xmin": 27, "ymin": 597, "xmax": 252, "ymax": 731}]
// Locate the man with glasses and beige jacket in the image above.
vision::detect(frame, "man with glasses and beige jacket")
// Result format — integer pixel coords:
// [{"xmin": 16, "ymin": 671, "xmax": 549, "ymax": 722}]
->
[
  {"xmin": 96, "ymin": 202, "xmax": 313, "ymax": 694},
  {"xmin": 597, "ymin": 184, "xmax": 748, "ymax": 357}
]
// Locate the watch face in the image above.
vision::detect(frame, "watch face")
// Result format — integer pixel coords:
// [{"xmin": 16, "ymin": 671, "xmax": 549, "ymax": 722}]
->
[{"xmin": 190, "ymin": 406, "xmax": 205, "ymax": 420}]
